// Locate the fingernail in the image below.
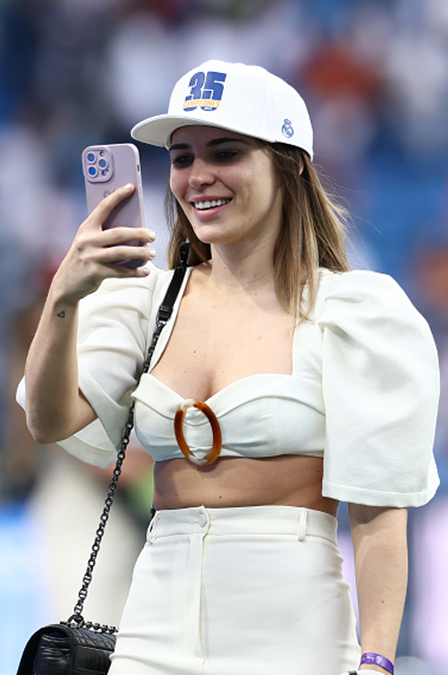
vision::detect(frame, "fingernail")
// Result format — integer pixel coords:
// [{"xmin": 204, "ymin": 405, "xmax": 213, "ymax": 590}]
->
[
  {"xmin": 148, "ymin": 249, "xmax": 156, "ymax": 259},
  {"xmin": 142, "ymin": 267, "xmax": 150, "ymax": 275},
  {"xmin": 124, "ymin": 183, "xmax": 133, "ymax": 190}
]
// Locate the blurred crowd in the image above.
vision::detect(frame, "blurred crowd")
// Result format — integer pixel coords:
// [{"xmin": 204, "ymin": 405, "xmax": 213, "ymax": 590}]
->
[{"xmin": 1, "ymin": 0, "xmax": 448, "ymax": 673}]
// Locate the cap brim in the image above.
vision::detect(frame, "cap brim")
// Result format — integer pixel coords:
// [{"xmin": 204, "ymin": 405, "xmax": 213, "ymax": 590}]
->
[
  {"xmin": 131, "ymin": 113, "xmax": 312, "ymax": 157},
  {"xmin": 131, "ymin": 114, "xmax": 246, "ymax": 148},
  {"xmin": 130, "ymin": 113, "xmax": 285, "ymax": 149}
]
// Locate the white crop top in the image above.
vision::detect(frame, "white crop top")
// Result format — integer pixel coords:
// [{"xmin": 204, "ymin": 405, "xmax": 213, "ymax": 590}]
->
[{"xmin": 16, "ymin": 265, "xmax": 440, "ymax": 507}]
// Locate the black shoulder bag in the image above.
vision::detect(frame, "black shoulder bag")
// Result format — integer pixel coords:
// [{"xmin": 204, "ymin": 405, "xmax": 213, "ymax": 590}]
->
[{"xmin": 16, "ymin": 245, "xmax": 189, "ymax": 675}]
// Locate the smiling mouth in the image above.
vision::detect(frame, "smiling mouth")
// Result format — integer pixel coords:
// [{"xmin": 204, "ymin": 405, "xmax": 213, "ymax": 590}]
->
[{"xmin": 193, "ymin": 198, "xmax": 232, "ymax": 211}]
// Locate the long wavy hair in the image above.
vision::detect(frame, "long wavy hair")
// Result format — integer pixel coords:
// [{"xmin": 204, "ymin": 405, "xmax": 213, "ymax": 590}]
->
[{"xmin": 165, "ymin": 142, "xmax": 351, "ymax": 321}]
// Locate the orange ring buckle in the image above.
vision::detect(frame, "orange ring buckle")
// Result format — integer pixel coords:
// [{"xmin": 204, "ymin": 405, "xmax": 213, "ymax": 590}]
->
[{"xmin": 174, "ymin": 399, "xmax": 222, "ymax": 466}]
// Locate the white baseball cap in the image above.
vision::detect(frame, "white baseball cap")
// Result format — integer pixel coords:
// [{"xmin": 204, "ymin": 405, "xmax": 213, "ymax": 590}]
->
[{"xmin": 131, "ymin": 59, "xmax": 314, "ymax": 158}]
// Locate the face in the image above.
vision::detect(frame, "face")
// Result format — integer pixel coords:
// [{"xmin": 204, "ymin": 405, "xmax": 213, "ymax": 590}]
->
[{"xmin": 169, "ymin": 125, "xmax": 283, "ymax": 250}]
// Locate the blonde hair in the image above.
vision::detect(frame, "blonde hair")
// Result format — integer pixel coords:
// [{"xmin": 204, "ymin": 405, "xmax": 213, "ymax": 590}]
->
[{"xmin": 166, "ymin": 142, "xmax": 351, "ymax": 321}]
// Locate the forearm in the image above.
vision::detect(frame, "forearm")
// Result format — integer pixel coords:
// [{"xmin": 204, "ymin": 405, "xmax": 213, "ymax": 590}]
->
[
  {"xmin": 24, "ymin": 184, "xmax": 154, "ymax": 443},
  {"xmin": 25, "ymin": 280, "xmax": 94, "ymax": 443},
  {"xmin": 349, "ymin": 505, "xmax": 408, "ymax": 673}
]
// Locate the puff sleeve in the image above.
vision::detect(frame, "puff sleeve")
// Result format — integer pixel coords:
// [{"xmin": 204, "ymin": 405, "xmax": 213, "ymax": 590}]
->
[
  {"xmin": 317, "ymin": 270, "xmax": 440, "ymax": 507},
  {"xmin": 16, "ymin": 265, "xmax": 162, "ymax": 467}
]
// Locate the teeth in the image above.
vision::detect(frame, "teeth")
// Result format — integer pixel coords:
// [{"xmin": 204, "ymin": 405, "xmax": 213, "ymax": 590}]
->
[{"xmin": 194, "ymin": 199, "xmax": 231, "ymax": 210}]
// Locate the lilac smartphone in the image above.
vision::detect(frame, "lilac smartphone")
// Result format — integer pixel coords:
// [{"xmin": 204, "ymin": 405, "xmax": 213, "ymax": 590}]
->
[{"xmin": 82, "ymin": 143, "xmax": 146, "ymax": 268}]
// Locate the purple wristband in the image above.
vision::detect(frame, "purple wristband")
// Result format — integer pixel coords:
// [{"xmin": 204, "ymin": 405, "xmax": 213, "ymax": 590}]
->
[{"xmin": 360, "ymin": 652, "xmax": 394, "ymax": 674}]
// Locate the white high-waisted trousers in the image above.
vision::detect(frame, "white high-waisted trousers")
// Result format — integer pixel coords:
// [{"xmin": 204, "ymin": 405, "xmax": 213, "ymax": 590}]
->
[{"xmin": 109, "ymin": 505, "xmax": 360, "ymax": 675}]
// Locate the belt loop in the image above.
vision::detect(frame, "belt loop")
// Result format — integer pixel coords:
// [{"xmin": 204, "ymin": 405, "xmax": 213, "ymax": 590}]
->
[
  {"xmin": 148, "ymin": 511, "xmax": 161, "ymax": 544},
  {"xmin": 298, "ymin": 508, "xmax": 307, "ymax": 542}
]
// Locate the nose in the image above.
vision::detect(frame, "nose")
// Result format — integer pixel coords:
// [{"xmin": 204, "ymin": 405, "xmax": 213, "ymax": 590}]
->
[{"xmin": 188, "ymin": 158, "xmax": 216, "ymax": 190}]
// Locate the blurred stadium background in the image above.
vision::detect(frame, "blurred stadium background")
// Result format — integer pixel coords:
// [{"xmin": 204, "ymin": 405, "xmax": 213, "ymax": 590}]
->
[{"xmin": 1, "ymin": 1, "xmax": 447, "ymax": 673}]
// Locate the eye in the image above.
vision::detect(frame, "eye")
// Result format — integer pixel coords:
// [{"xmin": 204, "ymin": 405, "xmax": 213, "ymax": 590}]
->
[
  {"xmin": 215, "ymin": 150, "xmax": 238, "ymax": 162},
  {"xmin": 171, "ymin": 153, "xmax": 193, "ymax": 168}
]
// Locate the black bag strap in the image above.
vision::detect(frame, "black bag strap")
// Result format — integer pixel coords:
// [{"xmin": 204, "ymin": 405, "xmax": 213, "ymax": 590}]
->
[{"xmin": 66, "ymin": 243, "xmax": 190, "ymax": 632}]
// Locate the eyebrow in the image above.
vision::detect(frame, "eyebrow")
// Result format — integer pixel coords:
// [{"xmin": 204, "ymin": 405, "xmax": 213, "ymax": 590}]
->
[{"xmin": 168, "ymin": 137, "xmax": 250, "ymax": 152}]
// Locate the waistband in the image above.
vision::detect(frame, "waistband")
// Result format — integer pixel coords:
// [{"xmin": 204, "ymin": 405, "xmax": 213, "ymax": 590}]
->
[{"xmin": 147, "ymin": 505, "xmax": 338, "ymax": 544}]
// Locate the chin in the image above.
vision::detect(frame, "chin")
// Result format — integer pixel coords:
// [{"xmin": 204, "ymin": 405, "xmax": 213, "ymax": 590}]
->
[{"xmin": 191, "ymin": 225, "xmax": 227, "ymax": 245}]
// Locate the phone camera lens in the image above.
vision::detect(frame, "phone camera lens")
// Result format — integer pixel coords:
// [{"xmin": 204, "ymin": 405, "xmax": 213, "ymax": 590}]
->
[
  {"xmin": 98, "ymin": 158, "xmax": 108, "ymax": 169},
  {"xmin": 101, "ymin": 170, "xmax": 108, "ymax": 176},
  {"xmin": 88, "ymin": 166, "xmax": 97, "ymax": 177},
  {"xmin": 86, "ymin": 152, "xmax": 96, "ymax": 163}
]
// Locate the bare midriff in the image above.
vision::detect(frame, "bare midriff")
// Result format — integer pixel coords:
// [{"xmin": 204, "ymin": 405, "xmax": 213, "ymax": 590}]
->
[{"xmin": 153, "ymin": 454, "xmax": 339, "ymax": 517}]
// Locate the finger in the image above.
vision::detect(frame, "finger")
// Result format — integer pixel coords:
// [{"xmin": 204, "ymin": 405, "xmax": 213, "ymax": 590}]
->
[
  {"xmin": 71, "ymin": 252, "xmax": 153, "ymax": 286},
  {"xmin": 111, "ymin": 262, "xmax": 153, "ymax": 279},
  {"xmin": 97, "ymin": 257, "xmax": 154, "ymax": 280},
  {"xmin": 73, "ymin": 227, "xmax": 155, "ymax": 261},
  {"xmin": 97, "ymin": 262, "xmax": 151, "ymax": 279},
  {"xmin": 98, "ymin": 244, "xmax": 156, "ymax": 266},
  {"xmin": 100, "ymin": 226, "xmax": 155, "ymax": 246}
]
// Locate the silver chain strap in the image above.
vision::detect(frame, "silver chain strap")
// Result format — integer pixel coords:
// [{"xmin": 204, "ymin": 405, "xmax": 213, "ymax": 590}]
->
[
  {"xmin": 65, "ymin": 246, "xmax": 189, "ymax": 633},
  {"xmin": 65, "ymin": 321, "xmax": 165, "ymax": 633}
]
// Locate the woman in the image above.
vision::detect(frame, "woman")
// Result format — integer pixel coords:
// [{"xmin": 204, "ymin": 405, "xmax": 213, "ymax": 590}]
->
[{"xmin": 18, "ymin": 60, "xmax": 439, "ymax": 675}]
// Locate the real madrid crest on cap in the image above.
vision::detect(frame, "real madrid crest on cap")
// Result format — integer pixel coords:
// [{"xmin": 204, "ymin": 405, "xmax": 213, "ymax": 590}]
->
[{"xmin": 282, "ymin": 119, "xmax": 294, "ymax": 139}]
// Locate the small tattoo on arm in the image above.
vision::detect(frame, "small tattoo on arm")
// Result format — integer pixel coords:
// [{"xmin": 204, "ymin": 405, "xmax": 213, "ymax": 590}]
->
[{"xmin": 57, "ymin": 310, "xmax": 66, "ymax": 318}]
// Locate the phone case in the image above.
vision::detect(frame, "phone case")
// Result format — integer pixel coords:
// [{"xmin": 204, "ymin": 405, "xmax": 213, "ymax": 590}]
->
[{"xmin": 82, "ymin": 143, "xmax": 146, "ymax": 267}]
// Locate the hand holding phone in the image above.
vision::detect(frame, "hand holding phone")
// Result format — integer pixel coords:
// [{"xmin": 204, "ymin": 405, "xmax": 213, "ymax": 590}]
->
[{"xmin": 82, "ymin": 143, "xmax": 147, "ymax": 268}]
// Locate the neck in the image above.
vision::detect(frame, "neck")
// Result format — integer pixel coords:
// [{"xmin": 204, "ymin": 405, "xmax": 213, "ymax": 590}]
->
[{"xmin": 205, "ymin": 240, "xmax": 276, "ymax": 297}]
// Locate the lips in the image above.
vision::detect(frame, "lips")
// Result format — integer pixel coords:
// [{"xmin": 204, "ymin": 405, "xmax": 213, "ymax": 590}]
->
[{"xmin": 192, "ymin": 198, "xmax": 232, "ymax": 211}]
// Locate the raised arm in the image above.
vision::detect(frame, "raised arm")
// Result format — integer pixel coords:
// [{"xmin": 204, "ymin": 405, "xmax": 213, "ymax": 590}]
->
[
  {"xmin": 25, "ymin": 184, "xmax": 155, "ymax": 444},
  {"xmin": 349, "ymin": 503, "xmax": 408, "ymax": 674}
]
